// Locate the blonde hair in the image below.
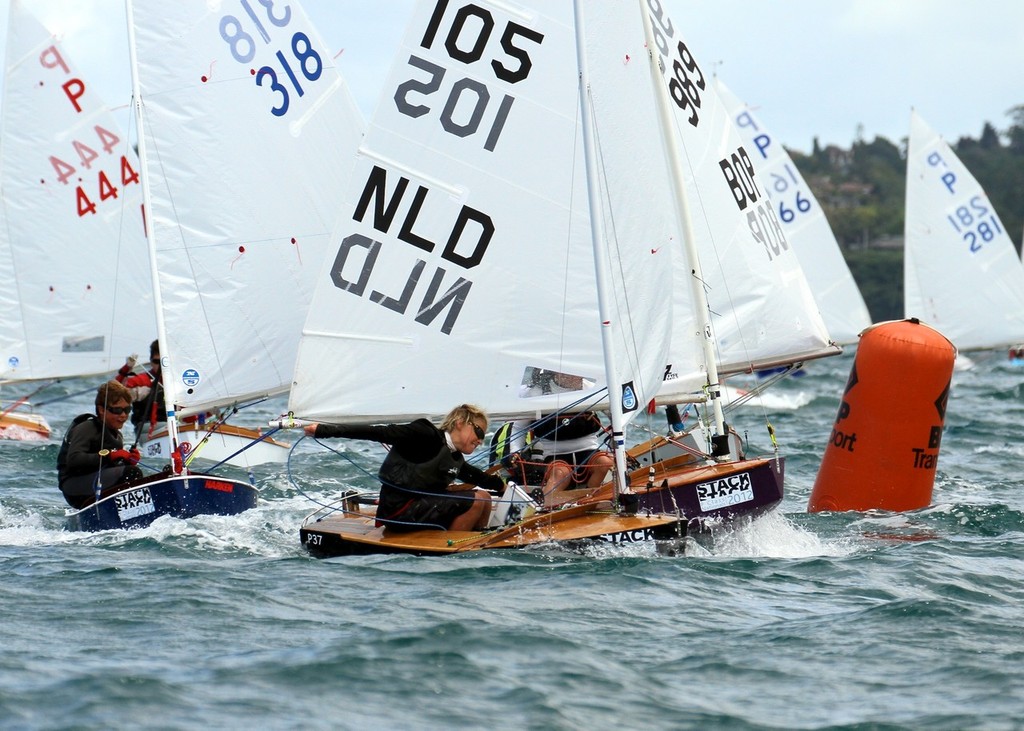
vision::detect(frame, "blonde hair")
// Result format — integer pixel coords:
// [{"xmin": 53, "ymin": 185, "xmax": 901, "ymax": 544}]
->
[{"xmin": 439, "ymin": 404, "xmax": 488, "ymax": 434}]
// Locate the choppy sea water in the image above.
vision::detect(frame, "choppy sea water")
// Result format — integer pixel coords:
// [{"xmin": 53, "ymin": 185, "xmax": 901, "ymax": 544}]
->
[{"xmin": 2, "ymin": 351, "xmax": 1023, "ymax": 730}]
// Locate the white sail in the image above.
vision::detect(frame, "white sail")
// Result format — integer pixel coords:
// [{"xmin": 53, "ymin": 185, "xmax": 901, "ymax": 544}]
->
[
  {"xmin": 644, "ymin": 12, "xmax": 835, "ymax": 404},
  {"xmin": 716, "ymin": 77, "xmax": 871, "ymax": 345},
  {"xmin": 0, "ymin": 0, "xmax": 154, "ymax": 382},
  {"xmin": 289, "ymin": 2, "xmax": 676, "ymax": 424},
  {"xmin": 127, "ymin": 0, "xmax": 364, "ymax": 415},
  {"xmin": 904, "ymin": 110, "xmax": 1024, "ymax": 351}
]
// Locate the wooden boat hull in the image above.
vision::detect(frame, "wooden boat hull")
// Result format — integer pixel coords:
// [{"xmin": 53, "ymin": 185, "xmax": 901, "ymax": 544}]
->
[
  {"xmin": 300, "ymin": 498, "xmax": 686, "ymax": 558},
  {"xmin": 0, "ymin": 411, "xmax": 51, "ymax": 441},
  {"xmin": 65, "ymin": 472, "xmax": 259, "ymax": 532},
  {"xmin": 141, "ymin": 423, "xmax": 290, "ymax": 468}
]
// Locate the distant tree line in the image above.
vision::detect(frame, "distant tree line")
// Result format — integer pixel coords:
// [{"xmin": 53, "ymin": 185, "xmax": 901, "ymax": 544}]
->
[{"xmin": 788, "ymin": 105, "xmax": 1024, "ymax": 322}]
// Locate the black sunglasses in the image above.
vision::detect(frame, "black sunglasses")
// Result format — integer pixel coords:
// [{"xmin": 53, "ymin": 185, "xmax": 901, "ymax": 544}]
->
[
  {"xmin": 471, "ymin": 423, "xmax": 485, "ymax": 440},
  {"xmin": 103, "ymin": 405, "xmax": 131, "ymax": 415}
]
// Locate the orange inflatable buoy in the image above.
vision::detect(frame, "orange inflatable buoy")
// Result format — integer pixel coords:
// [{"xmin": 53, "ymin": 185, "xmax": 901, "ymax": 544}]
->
[{"xmin": 808, "ymin": 319, "xmax": 956, "ymax": 513}]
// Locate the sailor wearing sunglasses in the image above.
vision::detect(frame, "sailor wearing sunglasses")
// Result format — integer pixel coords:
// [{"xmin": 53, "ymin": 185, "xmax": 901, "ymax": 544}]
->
[
  {"xmin": 57, "ymin": 380, "xmax": 143, "ymax": 508},
  {"xmin": 304, "ymin": 404, "xmax": 504, "ymax": 532}
]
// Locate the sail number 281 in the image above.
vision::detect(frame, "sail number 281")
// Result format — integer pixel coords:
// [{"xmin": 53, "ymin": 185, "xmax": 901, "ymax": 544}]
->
[{"xmin": 393, "ymin": 0, "xmax": 545, "ymax": 152}]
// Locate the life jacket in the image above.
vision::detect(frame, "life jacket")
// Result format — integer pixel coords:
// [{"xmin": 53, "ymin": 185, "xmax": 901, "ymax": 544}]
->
[
  {"xmin": 490, "ymin": 420, "xmax": 533, "ymax": 468},
  {"xmin": 56, "ymin": 413, "xmax": 99, "ymax": 483},
  {"xmin": 376, "ymin": 433, "xmax": 463, "ymax": 520},
  {"xmin": 130, "ymin": 373, "xmax": 166, "ymax": 433}
]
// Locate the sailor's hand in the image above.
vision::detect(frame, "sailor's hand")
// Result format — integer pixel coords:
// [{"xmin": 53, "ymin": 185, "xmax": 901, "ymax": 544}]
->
[
  {"xmin": 129, "ymin": 385, "xmax": 151, "ymax": 402},
  {"xmin": 108, "ymin": 448, "xmax": 140, "ymax": 465},
  {"xmin": 118, "ymin": 353, "xmax": 139, "ymax": 376},
  {"xmin": 303, "ymin": 423, "xmax": 319, "ymax": 436}
]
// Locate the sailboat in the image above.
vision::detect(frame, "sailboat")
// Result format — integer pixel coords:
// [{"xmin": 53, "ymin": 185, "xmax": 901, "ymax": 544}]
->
[
  {"xmin": 510, "ymin": 35, "xmax": 844, "ymax": 526},
  {"xmin": 282, "ymin": 0, "xmax": 840, "ymax": 556},
  {"xmin": 285, "ymin": 0, "xmax": 729, "ymax": 556},
  {"xmin": 63, "ymin": 0, "xmax": 367, "ymax": 531},
  {"xmin": 715, "ymin": 77, "xmax": 871, "ymax": 346},
  {"xmin": 617, "ymin": 12, "xmax": 840, "ymax": 524},
  {"xmin": 0, "ymin": 0, "xmax": 155, "ymax": 442},
  {"xmin": 904, "ymin": 110, "xmax": 1024, "ymax": 356},
  {"xmin": 121, "ymin": 0, "xmax": 365, "ymax": 473}
]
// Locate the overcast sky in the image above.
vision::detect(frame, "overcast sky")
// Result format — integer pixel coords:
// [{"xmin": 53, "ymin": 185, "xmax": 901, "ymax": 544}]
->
[{"xmin": 2, "ymin": 0, "xmax": 1022, "ymax": 154}]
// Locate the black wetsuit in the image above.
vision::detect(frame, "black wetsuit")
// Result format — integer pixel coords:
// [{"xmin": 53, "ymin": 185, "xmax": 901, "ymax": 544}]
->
[
  {"xmin": 313, "ymin": 418, "xmax": 502, "ymax": 531},
  {"xmin": 56, "ymin": 414, "xmax": 131, "ymax": 509}
]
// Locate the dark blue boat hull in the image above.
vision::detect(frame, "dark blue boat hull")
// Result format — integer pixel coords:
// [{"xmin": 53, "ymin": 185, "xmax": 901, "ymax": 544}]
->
[{"xmin": 65, "ymin": 473, "xmax": 258, "ymax": 532}]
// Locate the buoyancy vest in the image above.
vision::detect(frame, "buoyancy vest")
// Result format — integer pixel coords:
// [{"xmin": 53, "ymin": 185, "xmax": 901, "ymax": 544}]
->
[
  {"xmin": 56, "ymin": 413, "xmax": 99, "ymax": 485},
  {"xmin": 130, "ymin": 372, "xmax": 166, "ymax": 431},
  {"xmin": 376, "ymin": 436, "xmax": 463, "ymax": 519},
  {"xmin": 490, "ymin": 420, "xmax": 533, "ymax": 468}
]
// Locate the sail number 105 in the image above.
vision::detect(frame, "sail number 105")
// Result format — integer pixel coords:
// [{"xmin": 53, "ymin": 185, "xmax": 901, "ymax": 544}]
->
[{"xmin": 393, "ymin": 0, "xmax": 544, "ymax": 152}]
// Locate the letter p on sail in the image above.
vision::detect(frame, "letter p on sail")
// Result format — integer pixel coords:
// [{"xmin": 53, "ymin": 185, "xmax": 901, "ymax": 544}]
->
[{"xmin": 39, "ymin": 45, "xmax": 70, "ymax": 74}]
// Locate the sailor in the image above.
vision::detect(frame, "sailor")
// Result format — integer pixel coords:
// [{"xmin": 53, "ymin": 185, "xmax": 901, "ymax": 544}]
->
[
  {"xmin": 304, "ymin": 404, "xmax": 503, "ymax": 532},
  {"xmin": 116, "ymin": 338, "xmax": 166, "ymax": 442},
  {"xmin": 57, "ymin": 381, "xmax": 142, "ymax": 509}
]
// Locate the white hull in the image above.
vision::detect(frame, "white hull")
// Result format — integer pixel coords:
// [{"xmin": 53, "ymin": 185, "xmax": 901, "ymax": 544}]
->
[{"xmin": 140, "ymin": 423, "xmax": 289, "ymax": 468}]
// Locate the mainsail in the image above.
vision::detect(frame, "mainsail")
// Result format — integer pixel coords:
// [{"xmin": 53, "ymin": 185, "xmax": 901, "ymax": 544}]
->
[
  {"xmin": 643, "ymin": 10, "xmax": 836, "ymax": 408},
  {"xmin": 126, "ymin": 0, "xmax": 364, "ymax": 417},
  {"xmin": 904, "ymin": 109, "xmax": 1024, "ymax": 351},
  {"xmin": 716, "ymin": 77, "xmax": 871, "ymax": 345},
  {"xmin": 289, "ymin": 2, "xmax": 676, "ymax": 425},
  {"xmin": 0, "ymin": 0, "xmax": 154, "ymax": 382}
]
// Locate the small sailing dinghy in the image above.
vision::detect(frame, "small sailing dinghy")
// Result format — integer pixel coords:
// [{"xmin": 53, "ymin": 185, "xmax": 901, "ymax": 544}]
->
[
  {"xmin": 140, "ymin": 420, "xmax": 292, "ymax": 469},
  {"xmin": 285, "ymin": 1, "xmax": 718, "ymax": 556},
  {"xmin": 120, "ymin": 0, "xmax": 366, "ymax": 468},
  {"xmin": 300, "ymin": 493, "xmax": 685, "ymax": 557},
  {"xmin": 118, "ymin": 0, "xmax": 364, "ymax": 472},
  {"xmin": 65, "ymin": 0, "xmax": 364, "ymax": 530},
  {"xmin": 601, "ymin": 2, "xmax": 839, "ymax": 528},
  {"xmin": 0, "ymin": 0, "xmax": 156, "ymax": 441}
]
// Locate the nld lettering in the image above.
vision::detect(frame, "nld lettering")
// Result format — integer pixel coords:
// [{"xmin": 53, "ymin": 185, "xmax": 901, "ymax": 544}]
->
[
  {"xmin": 328, "ymin": 165, "xmax": 496, "ymax": 335},
  {"xmin": 354, "ymin": 165, "xmax": 493, "ymax": 267}
]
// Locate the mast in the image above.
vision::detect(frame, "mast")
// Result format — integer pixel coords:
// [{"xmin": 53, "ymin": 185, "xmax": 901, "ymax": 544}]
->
[
  {"xmin": 125, "ymin": 0, "xmax": 184, "ymax": 473},
  {"xmin": 636, "ymin": 0, "xmax": 728, "ymax": 454},
  {"xmin": 571, "ymin": 1, "xmax": 630, "ymax": 499}
]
